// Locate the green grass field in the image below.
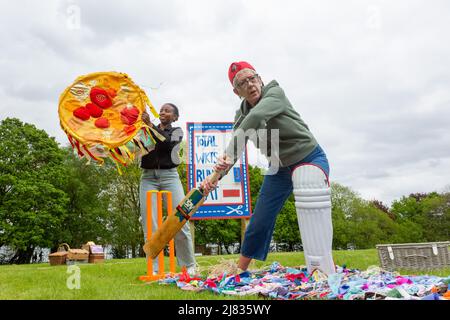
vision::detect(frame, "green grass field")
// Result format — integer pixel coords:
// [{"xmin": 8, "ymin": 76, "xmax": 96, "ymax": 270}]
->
[{"xmin": 1, "ymin": 249, "xmax": 449, "ymax": 300}]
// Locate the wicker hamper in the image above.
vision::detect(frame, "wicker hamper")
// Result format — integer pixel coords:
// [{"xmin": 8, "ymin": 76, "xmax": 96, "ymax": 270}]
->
[
  {"xmin": 82, "ymin": 241, "xmax": 105, "ymax": 263},
  {"xmin": 376, "ymin": 241, "xmax": 450, "ymax": 271},
  {"xmin": 88, "ymin": 254, "xmax": 104, "ymax": 264},
  {"xmin": 59, "ymin": 243, "xmax": 89, "ymax": 265}
]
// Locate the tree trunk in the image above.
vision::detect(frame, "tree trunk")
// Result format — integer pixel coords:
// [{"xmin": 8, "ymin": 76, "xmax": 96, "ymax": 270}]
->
[{"xmin": 139, "ymin": 244, "xmax": 145, "ymax": 257}]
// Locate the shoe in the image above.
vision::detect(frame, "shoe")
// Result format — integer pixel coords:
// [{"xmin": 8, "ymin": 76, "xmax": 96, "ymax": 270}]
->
[{"xmin": 237, "ymin": 267, "xmax": 247, "ymax": 274}]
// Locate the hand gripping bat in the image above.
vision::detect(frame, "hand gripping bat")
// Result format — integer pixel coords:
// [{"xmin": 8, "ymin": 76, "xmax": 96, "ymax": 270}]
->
[{"xmin": 143, "ymin": 170, "xmax": 221, "ymax": 259}]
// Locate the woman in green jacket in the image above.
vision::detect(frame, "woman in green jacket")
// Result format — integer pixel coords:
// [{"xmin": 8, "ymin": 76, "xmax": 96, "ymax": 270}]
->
[{"xmin": 201, "ymin": 61, "xmax": 335, "ymax": 275}]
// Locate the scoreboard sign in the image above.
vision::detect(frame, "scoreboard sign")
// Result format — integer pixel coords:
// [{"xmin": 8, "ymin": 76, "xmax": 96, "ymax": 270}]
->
[{"xmin": 186, "ymin": 122, "xmax": 252, "ymax": 220}]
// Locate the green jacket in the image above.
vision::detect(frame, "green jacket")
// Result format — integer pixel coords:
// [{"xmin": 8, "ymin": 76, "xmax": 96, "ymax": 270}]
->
[{"xmin": 225, "ymin": 80, "xmax": 317, "ymax": 169}]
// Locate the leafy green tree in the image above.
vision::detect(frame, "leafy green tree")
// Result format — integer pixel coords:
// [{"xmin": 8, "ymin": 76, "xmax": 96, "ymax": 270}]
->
[
  {"xmin": 421, "ymin": 192, "xmax": 450, "ymax": 241},
  {"xmin": 389, "ymin": 219, "xmax": 423, "ymax": 244},
  {"xmin": 195, "ymin": 219, "xmax": 241, "ymax": 254},
  {"xmin": 391, "ymin": 194, "xmax": 426, "ymax": 222},
  {"xmin": 0, "ymin": 118, "xmax": 68, "ymax": 263},
  {"xmin": 330, "ymin": 182, "xmax": 361, "ymax": 249},
  {"xmin": 347, "ymin": 201, "xmax": 398, "ymax": 248},
  {"xmin": 390, "ymin": 194, "xmax": 427, "ymax": 242},
  {"xmin": 331, "ymin": 182, "xmax": 399, "ymax": 249},
  {"xmin": 370, "ymin": 199, "xmax": 395, "ymax": 220},
  {"xmin": 177, "ymin": 162, "xmax": 188, "ymax": 194}
]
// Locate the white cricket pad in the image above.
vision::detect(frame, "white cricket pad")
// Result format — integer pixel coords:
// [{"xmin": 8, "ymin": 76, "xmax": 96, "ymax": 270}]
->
[{"xmin": 292, "ymin": 164, "xmax": 335, "ymax": 275}]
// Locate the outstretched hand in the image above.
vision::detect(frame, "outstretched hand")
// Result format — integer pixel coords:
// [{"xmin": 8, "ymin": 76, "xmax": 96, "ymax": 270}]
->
[
  {"xmin": 141, "ymin": 110, "xmax": 153, "ymax": 127},
  {"xmin": 214, "ymin": 154, "xmax": 233, "ymax": 172},
  {"xmin": 200, "ymin": 175, "xmax": 218, "ymax": 195}
]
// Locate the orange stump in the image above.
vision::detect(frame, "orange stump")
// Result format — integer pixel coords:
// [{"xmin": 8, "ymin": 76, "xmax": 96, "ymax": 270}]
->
[{"xmin": 139, "ymin": 190, "xmax": 175, "ymax": 281}]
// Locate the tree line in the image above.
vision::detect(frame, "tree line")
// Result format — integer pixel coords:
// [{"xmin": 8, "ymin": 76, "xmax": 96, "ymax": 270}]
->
[{"xmin": 1, "ymin": 118, "xmax": 449, "ymax": 264}]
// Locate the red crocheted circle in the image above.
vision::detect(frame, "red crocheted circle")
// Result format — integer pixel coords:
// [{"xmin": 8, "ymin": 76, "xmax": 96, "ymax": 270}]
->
[
  {"xmin": 94, "ymin": 117, "xmax": 110, "ymax": 128},
  {"xmin": 73, "ymin": 107, "xmax": 90, "ymax": 120},
  {"xmin": 120, "ymin": 106, "xmax": 139, "ymax": 125},
  {"xmin": 86, "ymin": 103, "xmax": 103, "ymax": 118},
  {"xmin": 90, "ymin": 87, "xmax": 112, "ymax": 109}
]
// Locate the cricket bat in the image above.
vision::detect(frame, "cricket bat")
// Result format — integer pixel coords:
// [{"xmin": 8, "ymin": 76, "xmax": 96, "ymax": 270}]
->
[{"xmin": 143, "ymin": 170, "xmax": 221, "ymax": 259}]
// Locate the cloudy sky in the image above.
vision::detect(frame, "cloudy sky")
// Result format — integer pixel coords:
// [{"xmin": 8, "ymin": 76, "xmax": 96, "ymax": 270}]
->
[{"xmin": 1, "ymin": 0, "xmax": 449, "ymax": 205}]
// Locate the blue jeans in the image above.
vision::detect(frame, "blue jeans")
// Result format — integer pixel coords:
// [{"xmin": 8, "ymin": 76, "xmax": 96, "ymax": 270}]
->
[
  {"xmin": 140, "ymin": 168, "xmax": 196, "ymax": 270},
  {"xmin": 241, "ymin": 145, "xmax": 330, "ymax": 260}
]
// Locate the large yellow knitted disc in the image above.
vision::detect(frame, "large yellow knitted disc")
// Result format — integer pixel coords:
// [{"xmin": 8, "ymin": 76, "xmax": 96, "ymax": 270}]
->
[{"xmin": 58, "ymin": 71, "xmax": 162, "ymax": 167}]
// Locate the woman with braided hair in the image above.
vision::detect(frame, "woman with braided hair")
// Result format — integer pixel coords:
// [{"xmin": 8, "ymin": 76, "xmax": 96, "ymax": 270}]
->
[{"xmin": 140, "ymin": 103, "xmax": 197, "ymax": 275}]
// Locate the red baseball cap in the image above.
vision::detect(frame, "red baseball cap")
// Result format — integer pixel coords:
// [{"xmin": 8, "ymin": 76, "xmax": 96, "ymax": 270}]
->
[{"xmin": 228, "ymin": 61, "xmax": 255, "ymax": 84}]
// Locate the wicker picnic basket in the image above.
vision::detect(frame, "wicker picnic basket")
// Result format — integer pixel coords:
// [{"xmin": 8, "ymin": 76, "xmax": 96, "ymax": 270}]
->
[
  {"xmin": 82, "ymin": 241, "xmax": 105, "ymax": 263},
  {"xmin": 59, "ymin": 243, "xmax": 89, "ymax": 264},
  {"xmin": 48, "ymin": 248, "xmax": 68, "ymax": 266},
  {"xmin": 376, "ymin": 241, "xmax": 450, "ymax": 271}
]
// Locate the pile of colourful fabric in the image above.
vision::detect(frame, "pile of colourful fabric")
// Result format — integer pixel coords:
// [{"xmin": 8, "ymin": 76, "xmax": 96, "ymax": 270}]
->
[{"xmin": 158, "ymin": 262, "xmax": 450, "ymax": 300}]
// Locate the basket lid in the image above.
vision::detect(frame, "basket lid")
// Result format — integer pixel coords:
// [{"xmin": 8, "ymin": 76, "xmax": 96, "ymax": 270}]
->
[
  {"xmin": 69, "ymin": 249, "xmax": 89, "ymax": 254},
  {"xmin": 376, "ymin": 241, "xmax": 450, "ymax": 248}
]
